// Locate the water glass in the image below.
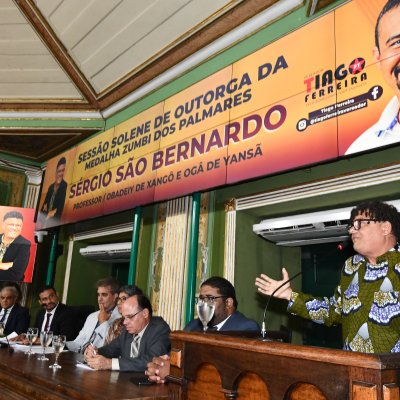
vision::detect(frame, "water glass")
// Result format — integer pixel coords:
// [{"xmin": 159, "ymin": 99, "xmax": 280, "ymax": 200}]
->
[
  {"xmin": 25, "ymin": 327, "xmax": 38, "ymax": 355},
  {"xmin": 50, "ymin": 335, "xmax": 66, "ymax": 369},
  {"xmin": 38, "ymin": 331, "xmax": 53, "ymax": 361}
]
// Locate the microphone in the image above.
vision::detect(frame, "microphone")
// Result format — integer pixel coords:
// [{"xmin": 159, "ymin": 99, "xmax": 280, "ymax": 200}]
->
[{"xmin": 260, "ymin": 270, "xmax": 302, "ymax": 340}]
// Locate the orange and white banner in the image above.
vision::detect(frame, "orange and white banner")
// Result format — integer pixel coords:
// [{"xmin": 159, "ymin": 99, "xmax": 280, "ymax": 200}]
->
[{"xmin": 36, "ymin": 0, "xmax": 397, "ymax": 228}]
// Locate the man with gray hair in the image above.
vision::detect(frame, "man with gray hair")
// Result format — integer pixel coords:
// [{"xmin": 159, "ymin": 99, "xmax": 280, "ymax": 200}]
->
[
  {"xmin": 0, "ymin": 283, "xmax": 29, "ymax": 337},
  {"xmin": 67, "ymin": 277, "xmax": 120, "ymax": 352}
]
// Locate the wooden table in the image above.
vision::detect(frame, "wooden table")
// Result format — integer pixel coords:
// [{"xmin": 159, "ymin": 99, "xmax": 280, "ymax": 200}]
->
[
  {"xmin": 0, "ymin": 346, "xmax": 168, "ymax": 399},
  {"xmin": 168, "ymin": 331, "xmax": 400, "ymax": 399}
]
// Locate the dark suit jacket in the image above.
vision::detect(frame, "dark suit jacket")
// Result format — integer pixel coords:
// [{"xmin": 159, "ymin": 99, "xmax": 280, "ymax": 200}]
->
[
  {"xmin": 184, "ymin": 310, "xmax": 260, "ymax": 332},
  {"xmin": 34, "ymin": 303, "xmax": 76, "ymax": 340},
  {"xmin": 2, "ymin": 304, "xmax": 30, "ymax": 336},
  {"xmin": 0, "ymin": 234, "xmax": 31, "ymax": 282},
  {"xmin": 98, "ymin": 316, "xmax": 171, "ymax": 372},
  {"xmin": 40, "ymin": 179, "xmax": 67, "ymax": 224}
]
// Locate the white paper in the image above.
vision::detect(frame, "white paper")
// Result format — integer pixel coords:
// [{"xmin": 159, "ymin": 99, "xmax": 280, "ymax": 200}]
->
[
  {"xmin": 12, "ymin": 344, "xmax": 54, "ymax": 354},
  {"xmin": 76, "ymin": 361, "xmax": 95, "ymax": 370},
  {"xmin": 0, "ymin": 331, "xmax": 18, "ymax": 344}
]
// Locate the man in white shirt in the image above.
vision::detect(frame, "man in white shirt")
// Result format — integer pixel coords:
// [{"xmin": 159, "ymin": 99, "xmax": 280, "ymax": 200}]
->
[
  {"xmin": 346, "ymin": 0, "xmax": 400, "ymax": 155},
  {"xmin": 66, "ymin": 277, "xmax": 120, "ymax": 352}
]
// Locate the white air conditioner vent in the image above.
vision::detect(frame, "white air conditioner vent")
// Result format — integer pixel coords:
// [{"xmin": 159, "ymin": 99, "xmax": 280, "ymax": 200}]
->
[
  {"xmin": 79, "ymin": 242, "xmax": 131, "ymax": 263},
  {"xmin": 253, "ymin": 200, "xmax": 400, "ymax": 246}
]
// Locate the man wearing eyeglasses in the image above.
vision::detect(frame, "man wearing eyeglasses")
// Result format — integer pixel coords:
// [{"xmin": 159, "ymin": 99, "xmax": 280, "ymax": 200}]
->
[
  {"xmin": 104, "ymin": 284, "xmax": 143, "ymax": 345},
  {"xmin": 255, "ymin": 200, "xmax": 400, "ymax": 353},
  {"xmin": 186, "ymin": 276, "xmax": 259, "ymax": 332},
  {"xmin": 0, "ymin": 211, "xmax": 31, "ymax": 282},
  {"xmin": 146, "ymin": 276, "xmax": 259, "ymax": 383},
  {"xmin": 84, "ymin": 293, "xmax": 170, "ymax": 371}
]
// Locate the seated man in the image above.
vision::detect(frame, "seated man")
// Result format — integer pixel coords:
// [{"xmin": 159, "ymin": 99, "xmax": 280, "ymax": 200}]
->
[
  {"xmin": 0, "ymin": 283, "xmax": 29, "ymax": 337},
  {"xmin": 84, "ymin": 293, "xmax": 170, "ymax": 372},
  {"xmin": 34, "ymin": 286, "xmax": 76, "ymax": 340},
  {"xmin": 66, "ymin": 277, "xmax": 120, "ymax": 352},
  {"xmin": 104, "ymin": 284, "xmax": 143, "ymax": 345},
  {"xmin": 146, "ymin": 276, "xmax": 259, "ymax": 382}
]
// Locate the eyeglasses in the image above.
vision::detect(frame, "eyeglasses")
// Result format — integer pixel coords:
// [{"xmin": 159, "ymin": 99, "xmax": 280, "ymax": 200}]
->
[
  {"xmin": 347, "ymin": 219, "xmax": 378, "ymax": 231},
  {"xmin": 117, "ymin": 296, "xmax": 128, "ymax": 304},
  {"xmin": 195, "ymin": 295, "xmax": 227, "ymax": 305},
  {"xmin": 124, "ymin": 310, "xmax": 142, "ymax": 320}
]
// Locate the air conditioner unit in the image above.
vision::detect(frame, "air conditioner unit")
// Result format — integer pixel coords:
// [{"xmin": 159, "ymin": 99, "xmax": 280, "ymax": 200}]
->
[
  {"xmin": 79, "ymin": 242, "xmax": 132, "ymax": 263},
  {"xmin": 253, "ymin": 200, "xmax": 400, "ymax": 247}
]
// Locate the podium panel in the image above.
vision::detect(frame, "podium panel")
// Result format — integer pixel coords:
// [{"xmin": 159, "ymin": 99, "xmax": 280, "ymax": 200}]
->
[{"xmin": 168, "ymin": 331, "xmax": 400, "ymax": 400}]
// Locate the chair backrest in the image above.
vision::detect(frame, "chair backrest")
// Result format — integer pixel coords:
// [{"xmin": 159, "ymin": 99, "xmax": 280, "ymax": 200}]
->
[{"xmin": 69, "ymin": 305, "xmax": 96, "ymax": 337}]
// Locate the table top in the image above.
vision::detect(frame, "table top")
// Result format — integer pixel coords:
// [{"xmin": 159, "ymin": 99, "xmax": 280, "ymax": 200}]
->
[{"xmin": 0, "ymin": 346, "xmax": 168, "ymax": 400}]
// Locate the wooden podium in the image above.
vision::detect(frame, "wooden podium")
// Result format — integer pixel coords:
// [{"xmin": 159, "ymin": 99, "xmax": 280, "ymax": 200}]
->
[{"xmin": 167, "ymin": 331, "xmax": 400, "ymax": 400}]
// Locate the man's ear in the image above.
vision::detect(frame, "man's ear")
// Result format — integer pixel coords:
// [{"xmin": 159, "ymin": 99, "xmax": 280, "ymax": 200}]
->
[
  {"xmin": 225, "ymin": 297, "xmax": 234, "ymax": 309},
  {"xmin": 382, "ymin": 221, "xmax": 392, "ymax": 236},
  {"xmin": 142, "ymin": 308, "xmax": 150, "ymax": 319},
  {"xmin": 373, "ymin": 46, "xmax": 381, "ymax": 65}
]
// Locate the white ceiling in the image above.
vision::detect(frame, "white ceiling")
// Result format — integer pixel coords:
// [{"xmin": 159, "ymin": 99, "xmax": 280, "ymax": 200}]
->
[
  {"xmin": 1, "ymin": 0, "xmax": 241, "ymax": 101},
  {"xmin": 0, "ymin": 0, "xmax": 323, "ymax": 162},
  {"xmin": 0, "ymin": 0, "xmax": 81, "ymax": 100}
]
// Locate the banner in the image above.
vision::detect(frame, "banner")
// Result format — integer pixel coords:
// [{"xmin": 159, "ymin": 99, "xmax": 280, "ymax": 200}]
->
[
  {"xmin": 0, "ymin": 206, "xmax": 36, "ymax": 283},
  {"xmin": 36, "ymin": 0, "xmax": 397, "ymax": 228}
]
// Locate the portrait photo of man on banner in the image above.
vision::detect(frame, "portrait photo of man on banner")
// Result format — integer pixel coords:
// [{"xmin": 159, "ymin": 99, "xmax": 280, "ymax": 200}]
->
[{"xmin": 0, "ymin": 207, "xmax": 36, "ymax": 283}]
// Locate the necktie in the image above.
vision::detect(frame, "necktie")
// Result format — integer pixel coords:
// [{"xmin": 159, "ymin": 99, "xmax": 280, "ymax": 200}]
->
[
  {"xmin": 0, "ymin": 309, "xmax": 8, "ymax": 323},
  {"xmin": 44, "ymin": 313, "xmax": 52, "ymax": 332},
  {"xmin": 130, "ymin": 335, "xmax": 140, "ymax": 358}
]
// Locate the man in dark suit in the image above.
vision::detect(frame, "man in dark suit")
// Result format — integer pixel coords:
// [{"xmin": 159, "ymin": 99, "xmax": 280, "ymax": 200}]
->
[
  {"xmin": 85, "ymin": 293, "xmax": 170, "ymax": 372},
  {"xmin": 34, "ymin": 286, "xmax": 75, "ymax": 340},
  {"xmin": 39, "ymin": 157, "xmax": 67, "ymax": 228},
  {"xmin": 184, "ymin": 276, "xmax": 259, "ymax": 332},
  {"xmin": 146, "ymin": 276, "xmax": 259, "ymax": 382},
  {"xmin": 0, "ymin": 284, "xmax": 29, "ymax": 336},
  {"xmin": 0, "ymin": 211, "xmax": 31, "ymax": 282}
]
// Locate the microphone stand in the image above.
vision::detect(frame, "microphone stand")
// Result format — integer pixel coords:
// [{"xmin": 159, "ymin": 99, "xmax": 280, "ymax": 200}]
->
[
  {"xmin": 5, "ymin": 334, "xmax": 13, "ymax": 353},
  {"xmin": 260, "ymin": 270, "xmax": 302, "ymax": 340}
]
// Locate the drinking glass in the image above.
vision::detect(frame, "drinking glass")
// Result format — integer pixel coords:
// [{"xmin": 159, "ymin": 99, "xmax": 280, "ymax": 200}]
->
[
  {"xmin": 25, "ymin": 327, "xmax": 38, "ymax": 355},
  {"xmin": 196, "ymin": 299, "xmax": 215, "ymax": 332},
  {"xmin": 0, "ymin": 322, "xmax": 4, "ymax": 337},
  {"xmin": 38, "ymin": 331, "xmax": 53, "ymax": 361},
  {"xmin": 50, "ymin": 335, "xmax": 66, "ymax": 369}
]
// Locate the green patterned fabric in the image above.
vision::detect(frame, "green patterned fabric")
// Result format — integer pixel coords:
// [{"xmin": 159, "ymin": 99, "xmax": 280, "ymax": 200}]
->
[{"xmin": 288, "ymin": 245, "xmax": 400, "ymax": 353}]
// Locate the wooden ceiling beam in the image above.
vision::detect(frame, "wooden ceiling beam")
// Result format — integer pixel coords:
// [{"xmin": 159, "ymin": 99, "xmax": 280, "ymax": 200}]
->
[{"xmin": 13, "ymin": 0, "xmax": 99, "ymax": 110}]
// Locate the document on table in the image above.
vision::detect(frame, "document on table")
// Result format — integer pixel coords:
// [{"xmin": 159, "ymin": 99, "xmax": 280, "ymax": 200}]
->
[
  {"xmin": 12, "ymin": 344, "xmax": 54, "ymax": 354},
  {"xmin": 0, "ymin": 331, "xmax": 18, "ymax": 343},
  {"xmin": 76, "ymin": 361, "xmax": 95, "ymax": 370}
]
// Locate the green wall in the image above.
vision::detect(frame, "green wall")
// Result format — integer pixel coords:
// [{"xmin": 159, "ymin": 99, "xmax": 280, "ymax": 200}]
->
[{"xmin": 66, "ymin": 240, "xmax": 113, "ymax": 306}]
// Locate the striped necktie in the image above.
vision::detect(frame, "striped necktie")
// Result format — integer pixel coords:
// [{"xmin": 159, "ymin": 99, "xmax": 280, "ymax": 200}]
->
[
  {"xmin": 44, "ymin": 313, "xmax": 52, "ymax": 332},
  {"xmin": 130, "ymin": 335, "xmax": 140, "ymax": 358}
]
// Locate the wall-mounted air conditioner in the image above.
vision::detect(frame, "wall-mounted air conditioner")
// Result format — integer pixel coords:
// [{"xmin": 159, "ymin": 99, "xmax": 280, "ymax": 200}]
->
[
  {"xmin": 253, "ymin": 200, "xmax": 400, "ymax": 246},
  {"xmin": 79, "ymin": 242, "xmax": 132, "ymax": 263}
]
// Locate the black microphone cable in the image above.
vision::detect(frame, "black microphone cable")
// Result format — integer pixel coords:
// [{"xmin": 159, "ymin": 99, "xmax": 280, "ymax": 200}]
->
[{"xmin": 260, "ymin": 270, "xmax": 302, "ymax": 340}]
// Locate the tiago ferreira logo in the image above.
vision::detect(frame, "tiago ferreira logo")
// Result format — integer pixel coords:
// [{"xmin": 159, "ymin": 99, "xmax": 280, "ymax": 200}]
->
[{"xmin": 297, "ymin": 57, "xmax": 383, "ymax": 131}]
